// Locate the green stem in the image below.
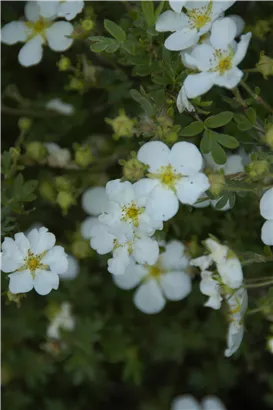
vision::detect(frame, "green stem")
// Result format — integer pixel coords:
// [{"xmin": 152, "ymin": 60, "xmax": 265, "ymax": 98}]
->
[
  {"xmin": 246, "ymin": 307, "xmax": 263, "ymax": 315},
  {"xmin": 244, "ymin": 68, "xmax": 259, "ymax": 73},
  {"xmin": 240, "ymin": 81, "xmax": 273, "ymax": 113},
  {"xmin": 1, "ymin": 105, "xmax": 58, "ymax": 118},
  {"xmin": 245, "ymin": 279, "xmax": 273, "ymax": 289}
]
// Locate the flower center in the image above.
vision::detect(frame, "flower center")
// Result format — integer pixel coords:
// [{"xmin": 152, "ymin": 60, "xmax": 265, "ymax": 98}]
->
[
  {"xmin": 148, "ymin": 263, "xmax": 163, "ymax": 278},
  {"xmin": 159, "ymin": 165, "xmax": 181, "ymax": 189},
  {"xmin": 188, "ymin": 2, "xmax": 212, "ymax": 30},
  {"xmin": 217, "ymin": 57, "xmax": 233, "ymax": 74},
  {"xmin": 20, "ymin": 250, "xmax": 48, "ymax": 276},
  {"xmin": 25, "ymin": 18, "xmax": 50, "ymax": 40},
  {"xmin": 121, "ymin": 201, "xmax": 144, "ymax": 227}
]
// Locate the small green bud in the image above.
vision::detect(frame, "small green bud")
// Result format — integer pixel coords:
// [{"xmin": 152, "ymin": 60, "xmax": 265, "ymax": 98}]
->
[
  {"xmin": 57, "ymin": 55, "xmax": 71, "ymax": 71},
  {"xmin": 18, "ymin": 117, "xmax": 32, "ymax": 131},
  {"xmin": 81, "ymin": 18, "xmax": 94, "ymax": 31},
  {"xmin": 208, "ymin": 173, "xmax": 225, "ymax": 197},
  {"xmin": 71, "ymin": 240, "xmax": 91, "ymax": 259},
  {"xmin": 26, "ymin": 141, "xmax": 47, "ymax": 162},
  {"xmin": 256, "ymin": 52, "xmax": 273, "ymax": 79},
  {"xmin": 74, "ymin": 145, "xmax": 93, "ymax": 168},
  {"xmin": 7, "ymin": 291, "xmax": 26, "ymax": 307},
  {"xmin": 67, "ymin": 76, "xmax": 85, "ymax": 93},
  {"xmin": 122, "ymin": 157, "xmax": 146, "ymax": 182},
  {"xmin": 106, "ymin": 109, "xmax": 135, "ymax": 140},
  {"xmin": 9, "ymin": 147, "xmax": 20, "ymax": 161},
  {"xmin": 39, "ymin": 180, "xmax": 56, "ymax": 203},
  {"xmin": 267, "ymin": 336, "xmax": 273, "ymax": 354},
  {"xmin": 56, "ymin": 191, "xmax": 75, "ymax": 214},
  {"xmin": 55, "ymin": 176, "xmax": 72, "ymax": 192},
  {"xmin": 247, "ymin": 160, "xmax": 269, "ymax": 180}
]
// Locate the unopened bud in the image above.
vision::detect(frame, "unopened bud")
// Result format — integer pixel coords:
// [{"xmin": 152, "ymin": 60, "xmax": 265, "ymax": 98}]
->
[
  {"xmin": 208, "ymin": 173, "xmax": 225, "ymax": 197},
  {"xmin": 81, "ymin": 19, "xmax": 94, "ymax": 31},
  {"xmin": 71, "ymin": 240, "xmax": 91, "ymax": 259},
  {"xmin": 57, "ymin": 55, "xmax": 71, "ymax": 71},
  {"xmin": 26, "ymin": 141, "xmax": 47, "ymax": 162},
  {"xmin": 265, "ymin": 125, "xmax": 273, "ymax": 149},
  {"xmin": 256, "ymin": 52, "xmax": 273, "ymax": 79},
  {"xmin": 247, "ymin": 160, "xmax": 269, "ymax": 180},
  {"xmin": 18, "ymin": 117, "xmax": 32, "ymax": 131},
  {"xmin": 56, "ymin": 191, "xmax": 75, "ymax": 214},
  {"xmin": 74, "ymin": 145, "xmax": 93, "ymax": 168},
  {"xmin": 39, "ymin": 180, "xmax": 56, "ymax": 203},
  {"xmin": 55, "ymin": 176, "xmax": 72, "ymax": 192},
  {"xmin": 121, "ymin": 157, "xmax": 146, "ymax": 182},
  {"xmin": 106, "ymin": 109, "xmax": 135, "ymax": 140}
]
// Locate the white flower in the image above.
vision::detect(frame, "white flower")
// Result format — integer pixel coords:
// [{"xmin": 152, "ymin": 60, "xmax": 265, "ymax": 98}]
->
[
  {"xmin": 1, "ymin": 2, "xmax": 74, "ymax": 67},
  {"xmin": 137, "ymin": 141, "xmax": 210, "ymax": 221},
  {"xmin": 46, "ymin": 98, "xmax": 74, "ymax": 115},
  {"xmin": 80, "ymin": 186, "xmax": 109, "ymax": 239},
  {"xmin": 200, "ymin": 270, "xmax": 222, "ymax": 309},
  {"xmin": 61, "ymin": 254, "xmax": 79, "ymax": 280},
  {"xmin": 1, "ymin": 227, "xmax": 68, "ymax": 295},
  {"xmin": 113, "ymin": 241, "xmax": 191, "ymax": 314},
  {"xmin": 156, "ymin": 1, "xmax": 235, "ymax": 51},
  {"xmin": 260, "ymin": 187, "xmax": 273, "ymax": 246},
  {"xmin": 183, "ymin": 32, "xmax": 252, "ymax": 98},
  {"xmin": 171, "ymin": 394, "xmax": 226, "ymax": 410},
  {"xmin": 225, "ymin": 288, "xmax": 247, "ymax": 357},
  {"xmin": 38, "ymin": 1, "xmax": 84, "ymax": 21},
  {"xmin": 98, "ymin": 179, "xmax": 163, "ymax": 242},
  {"xmin": 45, "ymin": 143, "xmax": 71, "ymax": 168},
  {"xmin": 47, "ymin": 302, "xmax": 75, "ymax": 340}
]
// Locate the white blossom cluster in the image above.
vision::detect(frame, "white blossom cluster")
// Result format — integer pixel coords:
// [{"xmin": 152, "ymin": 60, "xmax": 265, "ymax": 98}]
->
[
  {"xmin": 47, "ymin": 302, "xmax": 75, "ymax": 340},
  {"xmin": 80, "ymin": 140, "xmax": 211, "ymax": 313},
  {"xmin": 1, "ymin": 1, "xmax": 84, "ymax": 67},
  {"xmin": 156, "ymin": 0, "xmax": 252, "ymax": 112},
  {"xmin": 191, "ymin": 238, "xmax": 247, "ymax": 357}
]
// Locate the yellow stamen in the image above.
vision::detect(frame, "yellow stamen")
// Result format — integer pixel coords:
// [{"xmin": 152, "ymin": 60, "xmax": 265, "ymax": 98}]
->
[{"xmin": 121, "ymin": 201, "xmax": 144, "ymax": 227}]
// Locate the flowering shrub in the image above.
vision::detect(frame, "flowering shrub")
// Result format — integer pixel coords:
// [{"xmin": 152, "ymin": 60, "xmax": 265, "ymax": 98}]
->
[{"xmin": 1, "ymin": 1, "xmax": 273, "ymax": 409}]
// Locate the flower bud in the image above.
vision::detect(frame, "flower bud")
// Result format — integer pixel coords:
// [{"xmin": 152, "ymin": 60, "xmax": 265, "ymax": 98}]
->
[
  {"xmin": 55, "ymin": 176, "xmax": 72, "ymax": 192},
  {"xmin": 9, "ymin": 147, "xmax": 20, "ymax": 161},
  {"xmin": 57, "ymin": 55, "xmax": 71, "ymax": 71},
  {"xmin": 39, "ymin": 180, "xmax": 56, "ymax": 203},
  {"xmin": 208, "ymin": 173, "xmax": 225, "ymax": 197},
  {"xmin": 267, "ymin": 336, "xmax": 273, "ymax": 354},
  {"xmin": 7, "ymin": 291, "xmax": 26, "ymax": 307},
  {"xmin": 67, "ymin": 76, "xmax": 85, "ymax": 93},
  {"xmin": 56, "ymin": 191, "xmax": 75, "ymax": 214},
  {"xmin": 256, "ymin": 52, "xmax": 273, "ymax": 79},
  {"xmin": 247, "ymin": 160, "xmax": 269, "ymax": 180},
  {"xmin": 18, "ymin": 117, "xmax": 32, "ymax": 131},
  {"xmin": 71, "ymin": 240, "xmax": 91, "ymax": 259},
  {"xmin": 106, "ymin": 109, "xmax": 135, "ymax": 140},
  {"xmin": 81, "ymin": 19, "xmax": 94, "ymax": 31},
  {"xmin": 26, "ymin": 141, "xmax": 47, "ymax": 162},
  {"xmin": 265, "ymin": 125, "xmax": 273, "ymax": 149},
  {"xmin": 74, "ymin": 144, "xmax": 93, "ymax": 168},
  {"xmin": 121, "ymin": 157, "xmax": 146, "ymax": 182}
]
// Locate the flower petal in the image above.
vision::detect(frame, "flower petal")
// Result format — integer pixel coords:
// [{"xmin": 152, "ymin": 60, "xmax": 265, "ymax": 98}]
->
[
  {"xmin": 224, "ymin": 154, "xmax": 244, "ymax": 175},
  {"xmin": 187, "ymin": 43, "xmax": 215, "ymax": 71},
  {"xmin": 8, "ymin": 270, "xmax": 33, "ymax": 294},
  {"xmin": 165, "ymin": 27, "xmax": 199, "ymax": 51},
  {"xmin": 210, "ymin": 17, "xmax": 237, "ymax": 49},
  {"xmin": 33, "ymin": 269, "xmax": 59, "ymax": 295},
  {"xmin": 169, "ymin": 1, "xmax": 187, "ymax": 13},
  {"xmin": 1, "ymin": 238, "xmax": 25, "ymax": 273},
  {"xmin": 27, "ymin": 227, "xmax": 56, "ymax": 255},
  {"xmin": 224, "ymin": 320, "xmax": 244, "ymax": 357},
  {"xmin": 213, "ymin": 67, "xmax": 243, "ymax": 89},
  {"xmin": 170, "ymin": 141, "xmax": 203, "ymax": 174},
  {"xmin": 46, "ymin": 98, "xmax": 74, "ymax": 115},
  {"xmin": 25, "ymin": 1, "xmax": 40, "ymax": 21},
  {"xmin": 90, "ymin": 222, "xmax": 115, "ymax": 254},
  {"xmin": 190, "ymin": 255, "xmax": 213, "ymax": 271},
  {"xmin": 172, "ymin": 395, "xmax": 200, "ymax": 410},
  {"xmin": 133, "ymin": 178, "xmax": 159, "ymax": 206},
  {"xmin": 156, "ymin": 10, "xmax": 188, "ymax": 32},
  {"xmin": 113, "ymin": 262, "xmax": 147, "ymax": 290},
  {"xmin": 229, "ymin": 15, "xmax": 245, "ymax": 37},
  {"xmin": 81, "ymin": 186, "xmax": 108, "ymax": 216},
  {"xmin": 105, "ymin": 179, "xmax": 135, "ymax": 206},
  {"xmin": 261, "ymin": 220, "xmax": 273, "ymax": 246},
  {"xmin": 18, "ymin": 36, "xmax": 43, "ymax": 67},
  {"xmin": 176, "ymin": 173, "xmax": 210, "ymax": 205},
  {"xmin": 61, "ymin": 255, "xmax": 79, "ymax": 280},
  {"xmin": 1, "ymin": 21, "xmax": 30, "ymax": 45},
  {"xmin": 57, "ymin": 1, "xmax": 84, "ymax": 21},
  {"xmin": 133, "ymin": 279, "xmax": 165, "ymax": 314},
  {"xmin": 14, "ymin": 233, "xmax": 30, "ymax": 258},
  {"xmin": 46, "ymin": 21, "xmax": 73, "ymax": 52},
  {"xmin": 205, "ymin": 239, "xmax": 228, "ymax": 264},
  {"xmin": 41, "ymin": 246, "xmax": 68, "ymax": 274},
  {"xmin": 80, "ymin": 216, "xmax": 98, "ymax": 240},
  {"xmin": 137, "ymin": 141, "xmax": 170, "ymax": 172},
  {"xmin": 161, "ymin": 240, "xmax": 189, "ymax": 270},
  {"xmin": 133, "ymin": 236, "xmax": 159, "ymax": 265},
  {"xmin": 233, "ymin": 32, "xmax": 252, "ymax": 66},
  {"xmin": 218, "ymin": 257, "xmax": 243, "ymax": 289},
  {"xmin": 260, "ymin": 187, "xmax": 273, "ymax": 220},
  {"xmin": 202, "ymin": 396, "xmax": 226, "ymax": 410},
  {"xmin": 37, "ymin": 1, "xmax": 58, "ymax": 19},
  {"xmin": 146, "ymin": 185, "xmax": 179, "ymax": 221},
  {"xmin": 176, "ymin": 85, "xmax": 195, "ymax": 113},
  {"xmin": 160, "ymin": 271, "xmax": 192, "ymax": 301},
  {"xmin": 184, "ymin": 72, "xmax": 215, "ymax": 99},
  {"xmin": 107, "ymin": 246, "xmax": 131, "ymax": 276}
]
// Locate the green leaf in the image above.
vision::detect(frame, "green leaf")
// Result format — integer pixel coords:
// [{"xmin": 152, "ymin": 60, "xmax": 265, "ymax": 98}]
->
[
  {"xmin": 205, "ymin": 111, "xmax": 233, "ymax": 128},
  {"xmin": 130, "ymin": 89, "xmax": 154, "ymax": 116},
  {"xmin": 90, "ymin": 37, "xmax": 119, "ymax": 53},
  {"xmin": 181, "ymin": 121, "xmax": 204, "ymax": 137},
  {"xmin": 200, "ymin": 130, "xmax": 211, "ymax": 154},
  {"xmin": 155, "ymin": 1, "xmax": 165, "ymax": 20},
  {"xmin": 214, "ymin": 195, "xmax": 229, "ymax": 210},
  {"xmin": 216, "ymin": 133, "xmax": 239, "ymax": 149},
  {"xmin": 104, "ymin": 19, "xmax": 126, "ymax": 42},
  {"xmin": 247, "ymin": 107, "xmax": 257, "ymax": 125},
  {"xmin": 141, "ymin": 1, "xmax": 155, "ymax": 27},
  {"xmin": 234, "ymin": 114, "xmax": 253, "ymax": 131},
  {"xmin": 211, "ymin": 140, "xmax": 227, "ymax": 164}
]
